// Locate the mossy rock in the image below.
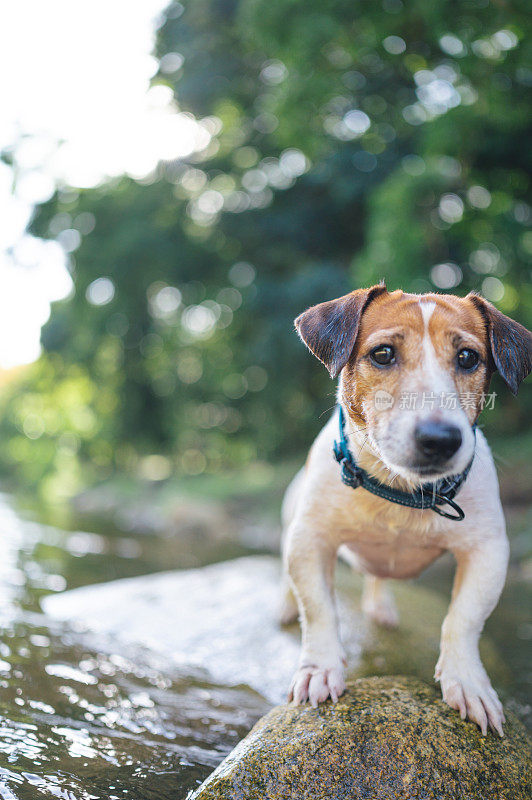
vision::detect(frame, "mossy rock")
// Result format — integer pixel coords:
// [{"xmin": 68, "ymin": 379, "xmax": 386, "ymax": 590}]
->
[{"xmin": 189, "ymin": 676, "xmax": 532, "ymax": 800}]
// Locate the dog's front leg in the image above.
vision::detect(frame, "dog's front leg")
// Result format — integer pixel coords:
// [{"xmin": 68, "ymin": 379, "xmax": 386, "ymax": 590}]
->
[
  {"xmin": 285, "ymin": 521, "xmax": 346, "ymax": 707},
  {"xmin": 435, "ymin": 537, "xmax": 509, "ymax": 736}
]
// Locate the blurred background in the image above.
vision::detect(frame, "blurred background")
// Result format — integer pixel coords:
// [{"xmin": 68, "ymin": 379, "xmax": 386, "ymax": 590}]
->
[
  {"xmin": 1, "ymin": 0, "xmax": 531, "ymax": 503},
  {"xmin": 0, "ymin": 1, "xmax": 530, "ymax": 797}
]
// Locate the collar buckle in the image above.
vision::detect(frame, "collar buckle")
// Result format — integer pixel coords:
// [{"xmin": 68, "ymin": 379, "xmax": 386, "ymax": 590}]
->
[{"xmin": 432, "ymin": 495, "xmax": 466, "ymax": 521}]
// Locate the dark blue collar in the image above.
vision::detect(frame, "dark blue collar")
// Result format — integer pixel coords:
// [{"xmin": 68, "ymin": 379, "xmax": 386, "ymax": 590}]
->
[{"xmin": 333, "ymin": 406, "xmax": 476, "ymax": 521}]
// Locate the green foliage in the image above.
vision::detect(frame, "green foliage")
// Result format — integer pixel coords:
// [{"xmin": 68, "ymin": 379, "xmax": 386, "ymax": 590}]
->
[{"xmin": 1, "ymin": 0, "xmax": 531, "ymax": 496}]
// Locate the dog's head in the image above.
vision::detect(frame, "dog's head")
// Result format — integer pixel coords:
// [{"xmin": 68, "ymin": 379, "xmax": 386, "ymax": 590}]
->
[{"xmin": 296, "ymin": 284, "xmax": 532, "ymax": 483}]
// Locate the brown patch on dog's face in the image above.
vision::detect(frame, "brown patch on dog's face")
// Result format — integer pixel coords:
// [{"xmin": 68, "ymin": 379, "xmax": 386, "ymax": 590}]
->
[{"xmin": 343, "ymin": 291, "xmax": 489, "ymax": 425}]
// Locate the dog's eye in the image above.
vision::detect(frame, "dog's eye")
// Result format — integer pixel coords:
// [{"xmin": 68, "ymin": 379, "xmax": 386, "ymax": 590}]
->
[
  {"xmin": 457, "ymin": 348, "xmax": 480, "ymax": 371},
  {"xmin": 370, "ymin": 345, "xmax": 395, "ymax": 366}
]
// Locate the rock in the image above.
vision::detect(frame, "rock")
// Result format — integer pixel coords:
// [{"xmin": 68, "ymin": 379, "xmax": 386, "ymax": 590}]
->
[
  {"xmin": 42, "ymin": 556, "xmax": 507, "ymax": 705},
  {"xmin": 72, "ymin": 481, "xmax": 281, "ymax": 550},
  {"xmin": 189, "ymin": 675, "xmax": 532, "ymax": 800},
  {"xmin": 44, "ymin": 557, "xmax": 520, "ymax": 796}
]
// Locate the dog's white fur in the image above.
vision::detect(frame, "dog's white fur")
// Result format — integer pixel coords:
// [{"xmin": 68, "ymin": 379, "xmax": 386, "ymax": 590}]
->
[{"xmin": 281, "ymin": 292, "xmax": 514, "ymax": 737}]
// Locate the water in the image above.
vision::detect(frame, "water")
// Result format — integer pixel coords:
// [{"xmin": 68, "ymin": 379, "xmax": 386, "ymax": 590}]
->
[
  {"xmin": 0, "ymin": 492, "xmax": 529, "ymax": 799},
  {"xmin": 0, "ymin": 495, "xmax": 268, "ymax": 799}
]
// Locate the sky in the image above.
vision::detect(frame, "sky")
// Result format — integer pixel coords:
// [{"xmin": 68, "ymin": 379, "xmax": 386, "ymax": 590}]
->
[{"xmin": 0, "ymin": 0, "xmax": 209, "ymax": 368}]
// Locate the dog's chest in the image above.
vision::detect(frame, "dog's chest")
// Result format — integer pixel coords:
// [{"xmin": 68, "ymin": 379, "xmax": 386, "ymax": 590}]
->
[
  {"xmin": 344, "ymin": 536, "xmax": 444, "ymax": 579},
  {"xmin": 341, "ymin": 504, "xmax": 445, "ymax": 578}
]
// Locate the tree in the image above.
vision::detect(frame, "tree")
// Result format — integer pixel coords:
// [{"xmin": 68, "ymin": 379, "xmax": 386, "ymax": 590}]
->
[{"xmin": 1, "ymin": 0, "xmax": 530, "ymax": 494}]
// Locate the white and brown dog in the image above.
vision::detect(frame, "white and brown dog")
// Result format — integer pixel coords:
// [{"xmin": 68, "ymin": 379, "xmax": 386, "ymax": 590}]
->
[{"xmin": 281, "ymin": 284, "xmax": 531, "ymax": 736}]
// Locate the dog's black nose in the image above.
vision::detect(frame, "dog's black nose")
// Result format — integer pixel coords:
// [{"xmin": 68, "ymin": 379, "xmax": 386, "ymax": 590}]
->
[{"xmin": 415, "ymin": 420, "xmax": 462, "ymax": 462}]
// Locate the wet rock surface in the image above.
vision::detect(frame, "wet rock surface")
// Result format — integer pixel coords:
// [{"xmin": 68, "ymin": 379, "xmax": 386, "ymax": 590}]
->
[
  {"xmin": 189, "ymin": 675, "xmax": 532, "ymax": 800},
  {"xmin": 42, "ymin": 555, "xmax": 506, "ymax": 705}
]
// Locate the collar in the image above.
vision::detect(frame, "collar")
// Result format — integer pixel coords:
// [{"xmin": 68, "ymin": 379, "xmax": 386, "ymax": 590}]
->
[{"xmin": 333, "ymin": 406, "xmax": 476, "ymax": 521}]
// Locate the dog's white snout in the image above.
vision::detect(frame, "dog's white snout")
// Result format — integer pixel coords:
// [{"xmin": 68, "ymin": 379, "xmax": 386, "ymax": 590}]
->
[{"xmin": 374, "ymin": 406, "xmax": 475, "ymax": 482}]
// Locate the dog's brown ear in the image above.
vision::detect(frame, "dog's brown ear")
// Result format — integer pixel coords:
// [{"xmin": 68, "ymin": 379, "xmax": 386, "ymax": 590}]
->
[
  {"xmin": 469, "ymin": 293, "xmax": 532, "ymax": 395},
  {"xmin": 295, "ymin": 284, "xmax": 387, "ymax": 378}
]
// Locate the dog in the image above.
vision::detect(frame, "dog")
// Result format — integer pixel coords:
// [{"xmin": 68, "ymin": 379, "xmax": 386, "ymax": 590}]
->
[{"xmin": 280, "ymin": 284, "xmax": 531, "ymax": 736}]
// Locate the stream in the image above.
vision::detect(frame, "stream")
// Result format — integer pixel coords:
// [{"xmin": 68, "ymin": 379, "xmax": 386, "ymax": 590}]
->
[{"xmin": 0, "ymin": 494, "xmax": 268, "ymax": 799}]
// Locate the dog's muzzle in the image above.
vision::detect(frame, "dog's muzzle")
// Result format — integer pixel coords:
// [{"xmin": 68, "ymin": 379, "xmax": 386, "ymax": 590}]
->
[{"xmin": 414, "ymin": 420, "xmax": 463, "ymax": 466}]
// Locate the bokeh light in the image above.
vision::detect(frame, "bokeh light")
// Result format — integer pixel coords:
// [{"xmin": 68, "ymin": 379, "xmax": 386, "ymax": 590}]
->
[{"xmin": 0, "ymin": 0, "xmax": 209, "ymax": 368}]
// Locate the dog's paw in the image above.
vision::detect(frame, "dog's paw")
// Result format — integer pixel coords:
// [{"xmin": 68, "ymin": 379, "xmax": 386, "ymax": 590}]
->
[
  {"xmin": 435, "ymin": 658, "xmax": 505, "ymax": 737},
  {"xmin": 362, "ymin": 590, "xmax": 399, "ymax": 628},
  {"xmin": 288, "ymin": 664, "xmax": 346, "ymax": 707}
]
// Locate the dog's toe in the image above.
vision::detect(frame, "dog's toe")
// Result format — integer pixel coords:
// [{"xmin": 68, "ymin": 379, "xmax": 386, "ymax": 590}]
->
[
  {"xmin": 288, "ymin": 665, "xmax": 345, "ymax": 706},
  {"xmin": 437, "ymin": 661, "xmax": 505, "ymax": 737},
  {"xmin": 288, "ymin": 668, "xmax": 312, "ymax": 705}
]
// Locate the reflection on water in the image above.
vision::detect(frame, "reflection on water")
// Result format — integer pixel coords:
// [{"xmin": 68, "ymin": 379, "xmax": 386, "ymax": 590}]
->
[{"xmin": 0, "ymin": 494, "xmax": 268, "ymax": 799}]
